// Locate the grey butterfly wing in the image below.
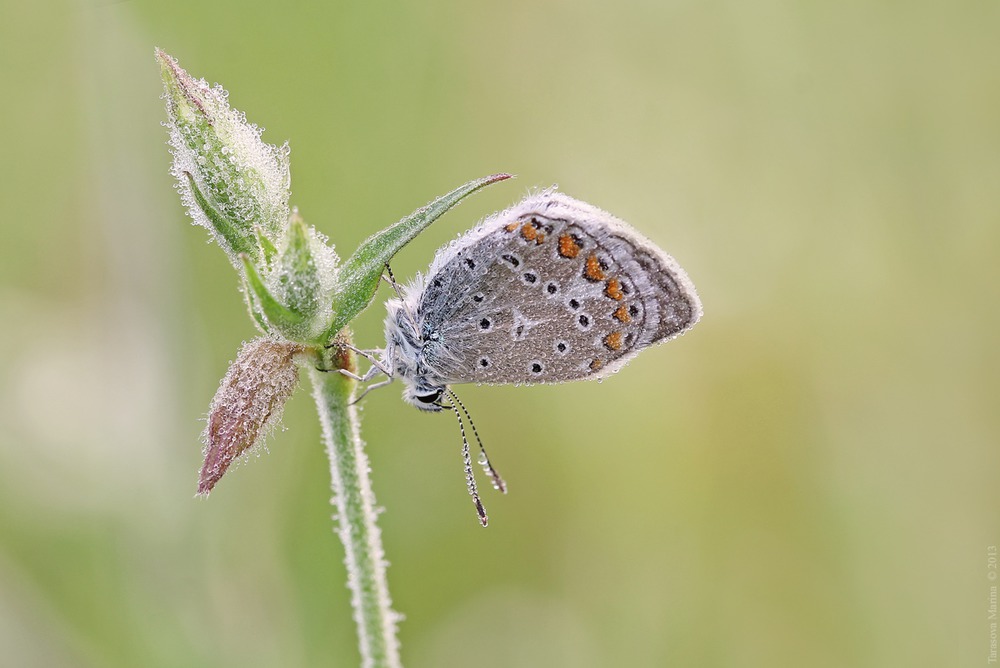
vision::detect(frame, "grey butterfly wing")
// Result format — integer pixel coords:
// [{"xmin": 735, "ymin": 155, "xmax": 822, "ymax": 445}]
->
[{"xmin": 415, "ymin": 191, "xmax": 701, "ymax": 386}]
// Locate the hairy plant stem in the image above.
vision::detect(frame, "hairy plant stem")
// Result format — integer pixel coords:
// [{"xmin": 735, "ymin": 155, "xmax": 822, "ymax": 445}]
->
[{"xmin": 308, "ymin": 351, "xmax": 401, "ymax": 668}]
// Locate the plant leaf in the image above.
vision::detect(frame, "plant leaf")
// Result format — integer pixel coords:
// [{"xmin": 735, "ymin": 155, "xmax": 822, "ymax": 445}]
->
[
  {"xmin": 275, "ymin": 215, "xmax": 321, "ymax": 318},
  {"xmin": 323, "ymin": 173, "xmax": 512, "ymax": 341},
  {"xmin": 240, "ymin": 254, "xmax": 308, "ymax": 333},
  {"xmin": 184, "ymin": 171, "xmax": 258, "ymax": 257}
]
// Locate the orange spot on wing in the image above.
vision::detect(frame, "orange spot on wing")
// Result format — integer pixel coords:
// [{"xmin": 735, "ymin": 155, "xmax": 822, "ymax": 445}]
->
[
  {"xmin": 520, "ymin": 223, "xmax": 538, "ymax": 241},
  {"xmin": 535, "ymin": 232, "xmax": 546, "ymax": 244},
  {"xmin": 613, "ymin": 305, "xmax": 631, "ymax": 323},
  {"xmin": 505, "ymin": 222, "xmax": 519, "ymax": 232},
  {"xmin": 605, "ymin": 278, "xmax": 624, "ymax": 300},
  {"xmin": 558, "ymin": 234, "xmax": 581, "ymax": 258},
  {"xmin": 589, "ymin": 358, "xmax": 604, "ymax": 371},
  {"xmin": 584, "ymin": 255, "xmax": 606, "ymax": 281},
  {"xmin": 603, "ymin": 331, "xmax": 623, "ymax": 351}
]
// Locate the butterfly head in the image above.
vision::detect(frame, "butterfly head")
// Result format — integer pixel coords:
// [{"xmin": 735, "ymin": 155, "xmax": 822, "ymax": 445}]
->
[
  {"xmin": 402, "ymin": 384, "xmax": 447, "ymax": 412},
  {"xmin": 385, "ymin": 294, "xmax": 449, "ymax": 412}
]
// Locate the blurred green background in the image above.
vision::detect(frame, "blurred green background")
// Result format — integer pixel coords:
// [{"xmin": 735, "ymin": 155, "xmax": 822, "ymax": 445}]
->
[{"xmin": 1, "ymin": 1, "xmax": 997, "ymax": 666}]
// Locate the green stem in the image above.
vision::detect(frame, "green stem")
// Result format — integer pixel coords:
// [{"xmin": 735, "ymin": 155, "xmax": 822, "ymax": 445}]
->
[{"xmin": 307, "ymin": 356, "xmax": 402, "ymax": 668}]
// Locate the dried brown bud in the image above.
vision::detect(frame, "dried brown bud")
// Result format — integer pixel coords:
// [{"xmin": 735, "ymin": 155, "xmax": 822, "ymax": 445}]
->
[{"xmin": 198, "ymin": 337, "xmax": 303, "ymax": 494}]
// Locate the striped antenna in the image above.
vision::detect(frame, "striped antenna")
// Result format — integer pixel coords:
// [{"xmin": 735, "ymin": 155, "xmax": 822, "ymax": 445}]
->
[
  {"xmin": 448, "ymin": 390, "xmax": 507, "ymax": 495},
  {"xmin": 443, "ymin": 396, "xmax": 489, "ymax": 527}
]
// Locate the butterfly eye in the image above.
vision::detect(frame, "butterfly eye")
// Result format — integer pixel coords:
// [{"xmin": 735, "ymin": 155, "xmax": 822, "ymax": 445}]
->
[{"xmin": 415, "ymin": 390, "xmax": 443, "ymax": 405}]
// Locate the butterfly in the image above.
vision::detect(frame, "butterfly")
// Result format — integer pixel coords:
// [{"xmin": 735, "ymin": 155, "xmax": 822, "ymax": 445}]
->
[{"xmin": 344, "ymin": 190, "xmax": 702, "ymax": 524}]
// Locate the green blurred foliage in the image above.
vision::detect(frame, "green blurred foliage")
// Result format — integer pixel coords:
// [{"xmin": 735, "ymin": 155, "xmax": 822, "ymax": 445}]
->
[{"xmin": 1, "ymin": 1, "xmax": 997, "ymax": 666}]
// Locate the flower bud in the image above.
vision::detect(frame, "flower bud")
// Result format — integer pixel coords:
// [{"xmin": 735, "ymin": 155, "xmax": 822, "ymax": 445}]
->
[
  {"xmin": 157, "ymin": 49, "xmax": 290, "ymax": 265},
  {"xmin": 198, "ymin": 337, "xmax": 303, "ymax": 494},
  {"xmin": 241, "ymin": 212, "xmax": 339, "ymax": 342}
]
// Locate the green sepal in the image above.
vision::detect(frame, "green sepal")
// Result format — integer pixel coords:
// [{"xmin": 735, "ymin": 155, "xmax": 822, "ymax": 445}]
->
[
  {"xmin": 244, "ymin": 282, "xmax": 272, "ymax": 334},
  {"xmin": 185, "ymin": 172, "xmax": 258, "ymax": 259},
  {"xmin": 322, "ymin": 173, "xmax": 512, "ymax": 341},
  {"xmin": 256, "ymin": 226, "xmax": 278, "ymax": 268},
  {"xmin": 240, "ymin": 254, "xmax": 307, "ymax": 335},
  {"xmin": 276, "ymin": 215, "xmax": 320, "ymax": 318}
]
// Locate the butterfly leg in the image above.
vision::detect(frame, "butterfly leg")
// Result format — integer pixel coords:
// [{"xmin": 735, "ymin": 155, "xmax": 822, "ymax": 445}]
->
[
  {"xmin": 348, "ymin": 375, "xmax": 396, "ymax": 405},
  {"xmin": 342, "ymin": 343, "xmax": 398, "ymax": 405},
  {"xmin": 334, "ymin": 344, "xmax": 391, "ymax": 377}
]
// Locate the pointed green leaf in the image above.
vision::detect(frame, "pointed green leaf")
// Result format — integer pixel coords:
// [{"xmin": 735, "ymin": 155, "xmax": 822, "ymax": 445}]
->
[
  {"xmin": 245, "ymin": 288, "xmax": 273, "ymax": 334},
  {"xmin": 276, "ymin": 215, "xmax": 321, "ymax": 318},
  {"xmin": 185, "ymin": 172, "xmax": 257, "ymax": 257},
  {"xmin": 256, "ymin": 226, "xmax": 279, "ymax": 267},
  {"xmin": 240, "ymin": 254, "xmax": 307, "ymax": 334},
  {"xmin": 323, "ymin": 173, "xmax": 512, "ymax": 341}
]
